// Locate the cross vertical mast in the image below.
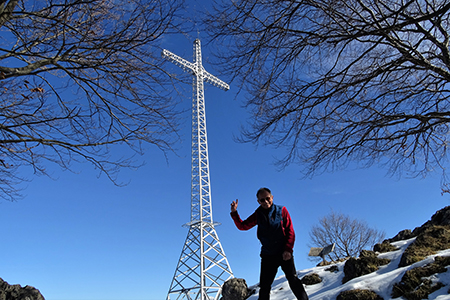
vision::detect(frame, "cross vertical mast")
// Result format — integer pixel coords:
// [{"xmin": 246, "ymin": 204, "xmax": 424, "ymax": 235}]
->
[{"xmin": 163, "ymin": 39, "xmax": 233, "ymax": 300}]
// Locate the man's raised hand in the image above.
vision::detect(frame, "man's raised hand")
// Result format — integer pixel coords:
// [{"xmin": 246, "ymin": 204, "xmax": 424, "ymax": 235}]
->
[{"xmin": 231, "ymin": 199, "xmax": 239, "ymax": 212}]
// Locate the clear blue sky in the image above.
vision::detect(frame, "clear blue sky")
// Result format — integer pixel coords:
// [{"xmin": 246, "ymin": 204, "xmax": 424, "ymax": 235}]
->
[{"xmin": 0, "ymin": 2, "xmax": 448, "ymax": 300}]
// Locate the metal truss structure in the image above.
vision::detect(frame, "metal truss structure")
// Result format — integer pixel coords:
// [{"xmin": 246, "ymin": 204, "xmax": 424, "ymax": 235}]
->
[{"xmin": 162, "ymin": 39, "xmax": 234, "ymax": 300}]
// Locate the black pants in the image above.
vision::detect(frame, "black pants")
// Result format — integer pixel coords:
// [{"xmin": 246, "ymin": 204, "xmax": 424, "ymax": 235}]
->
[{"xmin": 259, "ymin": 255, "xmax": 309, "ymax": 300}]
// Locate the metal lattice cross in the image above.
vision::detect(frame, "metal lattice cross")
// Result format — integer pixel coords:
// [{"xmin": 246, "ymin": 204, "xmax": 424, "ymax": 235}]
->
[{"xmin": 163, "ymin": 39, "xmax": 233, "ymax": 300}]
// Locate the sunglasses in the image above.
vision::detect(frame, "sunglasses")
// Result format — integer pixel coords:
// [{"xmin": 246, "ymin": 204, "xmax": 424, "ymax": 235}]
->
[{"xmin": 258, "ymin": 197, "xmax": 272, "ymax": 202}]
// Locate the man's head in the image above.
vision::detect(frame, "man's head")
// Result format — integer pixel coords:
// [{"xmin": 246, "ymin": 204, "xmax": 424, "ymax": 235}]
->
[{"xmin": 257, "ymin": 187, "xmax": 273, "ymax": 209}]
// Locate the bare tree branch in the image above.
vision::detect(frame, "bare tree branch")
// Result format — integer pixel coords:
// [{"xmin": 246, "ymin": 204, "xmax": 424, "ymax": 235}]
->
[
  {"xmin": 204, "ymin": 0, "xmax": 450, "ymax": 189},
  {"xmin": 309, "ymin": 211, "xmax": 385, "ymax": 261},
  {"xmin": 0, "ymin": 0, "xmax": 186, "ymax": 200}
]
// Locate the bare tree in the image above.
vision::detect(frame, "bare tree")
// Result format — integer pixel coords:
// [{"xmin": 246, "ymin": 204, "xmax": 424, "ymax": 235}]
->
[
  {"xmin": 0, "ymin": 0, "xmax": 186, "ymax": 200},
  {"xmin": 204, "ymin": 0, "xmax": 450, "ymax": 188},
  {"xmin": 309, "ymin": 211, "xmax": 385, "ymax": 261}
]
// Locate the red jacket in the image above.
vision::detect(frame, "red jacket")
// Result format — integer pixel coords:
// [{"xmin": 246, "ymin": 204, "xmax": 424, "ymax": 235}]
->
[{"xmin": 230, "ymin": 204, "xmax": 296, "ymax": 255}]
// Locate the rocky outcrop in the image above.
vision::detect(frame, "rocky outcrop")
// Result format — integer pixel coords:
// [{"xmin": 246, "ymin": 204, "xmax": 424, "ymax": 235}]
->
[
  {"xmin": 413, "ymin": 205, "xmax": 450, "ymax": 235},
  {"xmin": 392, "ymin": 256, "xmax": 450, "ymax": 299},
  {"xmin": 0, "ymin": 278, "xmax": 44, "ymax": 300},
  {"xmin": 399, "ymin": 225, "xmax": 450, "ymax": 267},
  {"xmin": 386, "ymin": 206, "xmax": 450, "ymax": 245},
  {"xmin": 373, "ymin": 206, "xmax": 450, "ymax": 268},
  {"xmin": 387, "ymin": 229, "xmax": 414, "ymax": 243}
]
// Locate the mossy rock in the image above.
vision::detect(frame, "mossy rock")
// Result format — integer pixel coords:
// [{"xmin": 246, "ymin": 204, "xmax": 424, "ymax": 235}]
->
[
  {"xmin": 301, "ymin": 273, "xmax": 322, "ymax": 285},
  {"xmin": 337, "ymin": 289, "xmax": 383, "ymax": 300},
  {"xmin": 392, "ymin": 256, "xmax": 450, "ymax": 299},
  {"xmin": 221, "ymin": 278, "xmax": 249, "ymax": 300},
  {"xmin": 399, "ymin": 225, "xmax": 450, "ymax": 267},
  {"xmin": 342, "ymin": 251, "xmax": 390, "ymax": 283},
  {"xmin": 373, "ymin": 240, "xmax": 398, "ymax": 253}
]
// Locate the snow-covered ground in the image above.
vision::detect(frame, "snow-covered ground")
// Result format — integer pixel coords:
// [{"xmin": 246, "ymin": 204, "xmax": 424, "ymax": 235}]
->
[{"xmin": 246, "ymin": 238, "xmax": 450, "ymax": 300}]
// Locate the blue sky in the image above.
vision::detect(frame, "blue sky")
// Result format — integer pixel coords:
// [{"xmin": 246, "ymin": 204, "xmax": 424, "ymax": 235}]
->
[{"xmin": 0, "ymin": 2, "xmax": 449, "ymax": 300}]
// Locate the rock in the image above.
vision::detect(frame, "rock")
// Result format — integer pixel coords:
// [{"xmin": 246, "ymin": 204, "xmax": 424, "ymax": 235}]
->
[
  {"xmin": 336, "ymin": 289, "xmax": 383, "ymax": 300},
  {"xmin": 0, "ymin": 278, "xmax": 45, "ymax": 300},
  {"xmin": 221, "ymin": 278, "xmax": 249, "ymax": 300},
  {"xmin": 342, "ymin": 251, "xmax": 390, "ymax": 283},
  {"xmin": 373, "ymin": 240, "xmax": 398, "ymax": 253},
  {"xmin": 359, "ymin": 250, "xmax": 377, "ymax": 259},
  {"xmin": 301, "ymin": 273, "xmax": 322, "ymax": 285}
]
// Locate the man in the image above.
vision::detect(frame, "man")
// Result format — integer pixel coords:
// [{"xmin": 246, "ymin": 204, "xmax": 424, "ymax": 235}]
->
[{"xmin": 230, "ymin": 187, "xmax": 309, "ymax": 300}]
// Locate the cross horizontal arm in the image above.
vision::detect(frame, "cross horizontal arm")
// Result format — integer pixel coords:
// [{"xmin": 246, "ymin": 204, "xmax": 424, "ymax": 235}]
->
[
  {"xmin": 203, "ymin": 72, "xmax": 230, "ymax": 91},
  {"xmin": 162, "ymin": 49, "xmax": 195, "ymax": 73}
]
